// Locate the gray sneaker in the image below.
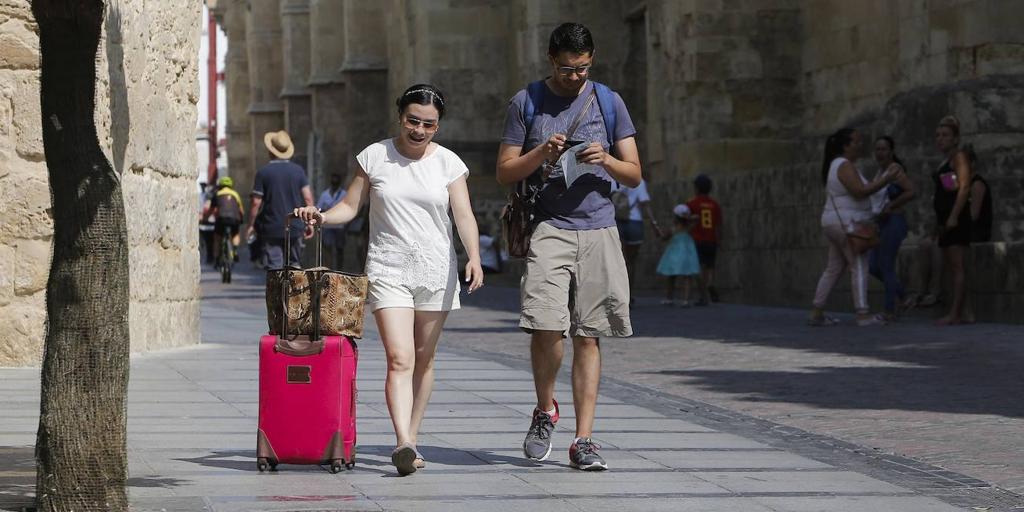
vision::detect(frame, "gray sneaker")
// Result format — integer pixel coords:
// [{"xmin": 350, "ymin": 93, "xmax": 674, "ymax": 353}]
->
[
  {"xmin": 569, "ymin": 438, "xmax": 608, "ymax": 471},
  {"xmin": 523, "ymin": 400, "xmax": 559, "ymax": 461}
]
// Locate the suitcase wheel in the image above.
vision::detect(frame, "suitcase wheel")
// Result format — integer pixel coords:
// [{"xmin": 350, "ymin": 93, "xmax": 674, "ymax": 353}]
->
[
  {"xmin": 329, "ymin": 460, "xmax": 344, "ymax": 474},
  {"xmin": 345, "ymin": 461, "xmax": 355, "ymax": 470},
  {"xmin": 257, "ymin": 457, "xmax": 276, "ymax": 472}
]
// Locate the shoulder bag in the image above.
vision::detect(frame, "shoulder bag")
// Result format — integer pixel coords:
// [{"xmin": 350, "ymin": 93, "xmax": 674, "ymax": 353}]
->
[{"xmin": 502, "ymin": 87, "xmax": 597, "ymax": 258}]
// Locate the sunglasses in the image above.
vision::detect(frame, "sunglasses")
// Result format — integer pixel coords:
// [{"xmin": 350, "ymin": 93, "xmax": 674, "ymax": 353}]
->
[
  {"xmin": 554, "ymin": 64, "xmax": 591, "ymax": 77},
  {"xmin": 403, "ymin": 115, "xmax": 438, "ymax": 131}
]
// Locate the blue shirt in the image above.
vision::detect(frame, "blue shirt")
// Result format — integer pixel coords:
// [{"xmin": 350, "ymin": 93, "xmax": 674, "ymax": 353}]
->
[
  {"xmin": 252, "ymin": 159, "xmax": 309, "ymax": 238},
  {"xmin": 501, "ymin": 81, "xmax": 637, "ymax": 230}
]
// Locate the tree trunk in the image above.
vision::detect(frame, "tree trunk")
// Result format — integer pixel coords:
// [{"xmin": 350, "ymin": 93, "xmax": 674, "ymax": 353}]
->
[{"xmin": 31, "ymin": 1, "xmax": 131, "ymax": 510}]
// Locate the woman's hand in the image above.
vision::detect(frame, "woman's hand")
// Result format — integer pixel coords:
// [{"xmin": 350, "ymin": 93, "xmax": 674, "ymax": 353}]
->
[
  {"xmin": 946, "ymin": 215, "xmax": 958, "ymax": 230},
  {"xmin": 292, "ymin": 206, "xmax": 323, "ymax": 226},
  {"xmin": 464, "ymin": 258, "xmax": 484, "ymax": 294}
]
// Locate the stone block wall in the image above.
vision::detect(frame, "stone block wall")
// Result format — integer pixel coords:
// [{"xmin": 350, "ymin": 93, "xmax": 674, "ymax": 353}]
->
[
  {"xmin": 0, "ymin": 1, "xmax": 201, "ymax": 366},
  {"xmin": 220, "ymin": 0, "xmax": 1023, "ymax": 321}
]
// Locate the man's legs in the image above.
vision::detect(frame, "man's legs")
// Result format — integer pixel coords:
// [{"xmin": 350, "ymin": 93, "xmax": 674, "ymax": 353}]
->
[
  {"xmin": 571, "ymin": 336, "xmax": 600, "ymax": 439},
  {"xmin": 531, "ymin": 330, "xmax": 564, "ymax": 413}
]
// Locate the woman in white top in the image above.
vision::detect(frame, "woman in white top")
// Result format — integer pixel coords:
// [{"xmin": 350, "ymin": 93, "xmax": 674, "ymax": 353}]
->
[
  {"xmin": 294, "ymin": 84, "xmax": 484, "ymax": 476},
  {"xmin": 809, "ymin": 128, "xmax": 899, "ymax": 326}
]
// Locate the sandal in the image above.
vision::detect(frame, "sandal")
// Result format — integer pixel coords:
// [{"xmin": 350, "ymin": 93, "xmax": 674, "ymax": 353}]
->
[
  {"xmin": 392, "ymin": 442, "xmax": 417, "ymax": 476},
  {"xmin": 807, "ymin": 315, "xmax": 841, "ymax": 327},
  {"xmin": 856, "ymin": 314, "xmax": 887, "ymax": 327}
]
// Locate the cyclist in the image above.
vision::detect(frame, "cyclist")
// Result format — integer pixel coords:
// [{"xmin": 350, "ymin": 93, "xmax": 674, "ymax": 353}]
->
[{"xmin": 210, "ymin": 176, "xmax": 244, "ymax": 268}]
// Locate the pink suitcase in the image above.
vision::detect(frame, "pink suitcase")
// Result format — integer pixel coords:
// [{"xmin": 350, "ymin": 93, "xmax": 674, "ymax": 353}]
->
[{"xmin": 257, "ymin": 333, "xmax": 358, "ymax": 472}]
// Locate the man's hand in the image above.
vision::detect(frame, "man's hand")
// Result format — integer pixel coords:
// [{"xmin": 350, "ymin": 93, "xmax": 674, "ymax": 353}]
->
[
  {"xmin": 541, "ymin": 134, "xmax": 567, "ymax": 162},
  {"xmin": 303, "ymin": 224, "xmax": 315, "ymax": 240},
  {"xmin": 577, "ymin": 142, "xmax": 609, "ymax": 167},
  {"xmin": 245, "ymin": 225, "xmax": 255, "ymax": 242}
]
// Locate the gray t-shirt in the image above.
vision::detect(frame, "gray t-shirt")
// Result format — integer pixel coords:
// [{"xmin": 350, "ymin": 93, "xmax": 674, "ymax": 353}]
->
[{"xmin": 501, "ymin": 81, "xmax": 637, "ymax": 230}]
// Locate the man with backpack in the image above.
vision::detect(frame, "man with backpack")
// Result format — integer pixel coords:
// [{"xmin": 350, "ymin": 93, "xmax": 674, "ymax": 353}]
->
[
  {"xmin": 208, "ymin": 176, "xmax": 244, "ymax": 267},
  {"xmin": 496, "ymin": 22, "xmax": 641, "ymax": 471}
]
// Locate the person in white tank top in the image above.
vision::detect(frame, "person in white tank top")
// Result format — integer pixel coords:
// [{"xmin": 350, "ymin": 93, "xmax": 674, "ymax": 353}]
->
[
  {"xmin": 808, "ymin": 128, "xmax": 899, "ymax": 327},
  {"xmin": 294, "ymin": 84, "xmax": 484, "ymax": 476}
]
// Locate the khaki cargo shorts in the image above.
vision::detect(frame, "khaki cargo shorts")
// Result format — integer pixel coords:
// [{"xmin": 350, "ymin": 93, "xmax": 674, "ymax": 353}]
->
[{"xmin": 519, "ymin": 222, "xmax": 633, "ymax": 338}]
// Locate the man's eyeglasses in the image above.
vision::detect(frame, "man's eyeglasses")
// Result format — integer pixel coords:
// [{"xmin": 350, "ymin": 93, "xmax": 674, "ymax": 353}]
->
[
  {"xmin": 554, "ymin": 64, "xmax": 591, "ymax": 77},
  {"xmin": 403, "ymin": 115, "xmax": 438, "ymax": 131}
]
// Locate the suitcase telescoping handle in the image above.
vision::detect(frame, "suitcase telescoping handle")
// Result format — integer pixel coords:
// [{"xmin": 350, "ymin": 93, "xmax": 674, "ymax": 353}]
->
[{"xmin": 275, "ymin": 214, "xmax": 324, "ymax": 355}]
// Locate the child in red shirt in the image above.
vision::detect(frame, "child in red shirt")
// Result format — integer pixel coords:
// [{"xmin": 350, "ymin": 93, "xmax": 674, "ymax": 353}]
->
[{"xmin": 686, "ymin": 174, "xmax": 722, "ymax": 305}]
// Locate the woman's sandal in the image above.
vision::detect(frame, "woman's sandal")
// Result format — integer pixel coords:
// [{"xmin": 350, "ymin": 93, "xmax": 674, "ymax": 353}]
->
[{"xmin": 807, "ymin": 315, "xmax": 841, "ymax": 327}]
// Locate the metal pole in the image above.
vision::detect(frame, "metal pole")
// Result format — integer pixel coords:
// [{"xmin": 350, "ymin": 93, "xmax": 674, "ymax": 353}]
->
[{"xmin": 207, "ymin": 5, "xmax": 218, "ymax": 185}]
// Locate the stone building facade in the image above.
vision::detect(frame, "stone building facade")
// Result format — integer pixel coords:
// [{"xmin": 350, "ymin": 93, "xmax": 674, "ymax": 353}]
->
[
  {"xmin": 219, "ymin": 0, "xmax": 1023, "ymax": 322},
  {"xmin": 0, "ymin": 1, "xmax": 202, "ymax": 366}
]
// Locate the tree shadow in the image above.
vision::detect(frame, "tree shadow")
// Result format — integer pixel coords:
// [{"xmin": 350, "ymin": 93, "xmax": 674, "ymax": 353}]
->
[
  {"xmin": 0, "ymin": 447, "xmax": 35, "ymax": 509},
  {"xmin": 174, "ymin": 449, "xmax": 255, "ymax": 472}
]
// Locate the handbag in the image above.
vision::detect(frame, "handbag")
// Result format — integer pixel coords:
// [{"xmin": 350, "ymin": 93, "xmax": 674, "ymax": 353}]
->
[
  {"xmin": 266, "ymin": 219, "xmax": 368, "ymax": 338},
  {"xmin": 828, "ymin": 191, "xmax": 880, "ymax": 255},
  {"xmin": 501, "ymin": 88, "xmax": 598, "ymax": 258}
]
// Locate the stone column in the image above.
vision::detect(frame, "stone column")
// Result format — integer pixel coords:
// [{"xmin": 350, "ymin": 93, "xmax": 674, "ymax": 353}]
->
[
  {"xmin": 219, "ymin": 0, "xmax": 254, "ymax": 200},
  {"xmin": 340, "ymin": 0, "xmax": 389, "ymax": 154},
  {"xmin": 246, "ymin": 0, "xmax": 285, "ymax": 173},
  {"xmin": 308, "ymin": 0, "xmax": 347, "ymax": 193},
  {"xmin": 280, "ymin": 0, "xmax": 313, "ymax": 175}
]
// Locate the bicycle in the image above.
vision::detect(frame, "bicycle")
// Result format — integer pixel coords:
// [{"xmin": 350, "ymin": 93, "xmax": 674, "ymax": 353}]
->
[{"xmin": 217, "ymin": 224, "xmax": 235, "ymax": 283}]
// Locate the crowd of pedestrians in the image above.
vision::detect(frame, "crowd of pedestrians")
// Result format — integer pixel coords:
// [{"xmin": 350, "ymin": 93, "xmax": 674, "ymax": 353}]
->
[{"xmin": 809, "ymin": 116, "xmax": 992, "ymax": 326}]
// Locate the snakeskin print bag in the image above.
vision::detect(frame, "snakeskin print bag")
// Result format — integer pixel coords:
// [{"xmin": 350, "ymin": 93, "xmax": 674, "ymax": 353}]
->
[{"xmin": 266, "ymin": 223, "xmax": 368, "ymax": 339}]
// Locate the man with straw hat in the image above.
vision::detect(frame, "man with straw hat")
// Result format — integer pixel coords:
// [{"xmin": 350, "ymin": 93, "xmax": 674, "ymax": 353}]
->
[{"xmin": 244, "ymin": 130, "xmax": 315, "ymax": 269}]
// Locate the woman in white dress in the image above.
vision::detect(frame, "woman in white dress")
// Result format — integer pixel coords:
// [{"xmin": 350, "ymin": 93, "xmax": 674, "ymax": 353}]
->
[{"xmin": 294, "ymin": 84, "xmax": 484, "ymax": 476}]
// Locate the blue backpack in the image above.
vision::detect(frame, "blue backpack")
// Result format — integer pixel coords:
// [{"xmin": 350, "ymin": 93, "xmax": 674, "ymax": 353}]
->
[{"xmin": 522, "ymin": 79, "xmax": 618, "ymax": 148}]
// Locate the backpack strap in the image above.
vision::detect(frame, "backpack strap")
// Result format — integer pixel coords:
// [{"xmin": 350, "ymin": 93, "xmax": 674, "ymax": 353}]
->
[
  {"xmin": 591, "ymin": 81, "xmax": 617, "ymax": 149},
  {"xmin": 523, "ymin": 80, "xmax": 547, "ymax": 140}
]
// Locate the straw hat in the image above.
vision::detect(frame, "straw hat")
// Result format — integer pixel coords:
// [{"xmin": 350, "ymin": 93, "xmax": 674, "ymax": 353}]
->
[{"xmin": 263, "ymin": 130, "xmax": 295, "ymax": 160}]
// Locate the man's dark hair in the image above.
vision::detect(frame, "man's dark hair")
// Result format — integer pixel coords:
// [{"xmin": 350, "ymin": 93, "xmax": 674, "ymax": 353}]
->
[
  {"xmin": 548, "ymin": 22, "xmax": 594, "ymax": 56},
  {"xmin": 694, "ymin": 174, "xmax": 713, "ymax": 195}
]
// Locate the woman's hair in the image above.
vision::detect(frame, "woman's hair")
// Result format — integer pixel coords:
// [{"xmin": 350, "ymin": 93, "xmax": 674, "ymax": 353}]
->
[
  {"xmin": 875, "ymin": 135, "xmax": 905, "ymax": 169},
  {"xmin": 938, "ymin": 115, "xmax": 960, "ymax": 137},
  {"xmin": 937, "ymin": 115, "xmax": 978, "ymax": 164},
  {"xmin": 549, "ymin": 22, "xmax": 594, "ymax": 56},
  {"xmin": 396, "ymin": 83, "xmax": 446, "ymax": 119},
  {"xmin": 821, "ymin": 128, "xmax": 857, "ymax": 185}
]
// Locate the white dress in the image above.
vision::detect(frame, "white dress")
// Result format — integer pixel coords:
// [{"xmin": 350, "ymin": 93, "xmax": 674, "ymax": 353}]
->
[{"xmin": 356, "ymin": 139, "xmax": 469, "ymax": 310}]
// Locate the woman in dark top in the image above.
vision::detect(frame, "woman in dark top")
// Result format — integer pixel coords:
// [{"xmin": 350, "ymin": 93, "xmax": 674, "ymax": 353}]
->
[
  {"xmin": 932, "ymin": 115, "xmax": 975, "ymax": 325},
  {"xmin": 869, "ymin": 136, "xmax": 915, "ymax": 321}
]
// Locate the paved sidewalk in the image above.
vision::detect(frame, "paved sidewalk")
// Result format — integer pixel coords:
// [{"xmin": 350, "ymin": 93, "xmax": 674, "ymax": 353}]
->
[{"xmin": 0, "ymin": 267, "xmax": 1018, "ymax": 511}]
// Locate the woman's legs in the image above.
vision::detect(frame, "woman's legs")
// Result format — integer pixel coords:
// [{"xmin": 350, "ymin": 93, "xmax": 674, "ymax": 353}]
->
[
  {"xmin": 682, "ymin": 276, "xmax": 692, "ymax": 304},
  {"xmin": 812, "ymin": 225, "xmax": 850, "ymax": 312},
  {"xmin": 875, "ymin": 216, "xmax": 908, "ymax": 314},
  {"xmin": 664, "ymin": 276, "xmax": 676, "ymax": 301},
  {"xmin": 408, "ymin": 311, "xmax": 450, "ymax": 447},
  {"xmin": 940, "ymin": 245, "xmax": 967, "ymax": 324},
  {"xmin": 374, "ymin": 307, "xmax": 417, "ymax": 446}
]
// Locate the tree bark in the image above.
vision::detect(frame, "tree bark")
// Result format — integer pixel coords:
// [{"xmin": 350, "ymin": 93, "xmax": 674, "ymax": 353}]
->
[{"xmin": 31, "ymin": 1, "xmax": 131, "ymax": 510}]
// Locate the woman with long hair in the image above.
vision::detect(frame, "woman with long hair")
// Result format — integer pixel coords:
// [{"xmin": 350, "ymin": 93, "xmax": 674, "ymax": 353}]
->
[
  {"xmin": 294, "ymin": 84, "xmax": 484, "ymax": 475},
  {"xmin": 932, "ymin": 115, "xmax": 980, "ymax": 325},
  {"xmin": 809, "ymin": 128, "xmax": 899, "ymax": 326},
  {"xmin": 868, "ymin": 136, "xmax": 916, "ymax": 321}
]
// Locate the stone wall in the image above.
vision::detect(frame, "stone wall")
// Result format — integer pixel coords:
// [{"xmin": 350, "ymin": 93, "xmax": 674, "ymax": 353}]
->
[
  {"xmin": 0, "ymin": 0, "xmax": 201, "ymax": 366},
  {"xmin": 222, "ymin": 0, "xmax": 1024, "ymax": 321}
]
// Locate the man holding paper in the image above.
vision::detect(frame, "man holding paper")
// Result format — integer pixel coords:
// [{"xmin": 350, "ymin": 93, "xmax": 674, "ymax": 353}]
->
[{"xmin": 495, "ymin": 22, "xmax": 641, "ymax": 471}]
